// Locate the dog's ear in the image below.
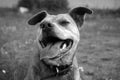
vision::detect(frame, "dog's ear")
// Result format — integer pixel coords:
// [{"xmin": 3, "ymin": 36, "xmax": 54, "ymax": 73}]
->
[
  {"xmin": 28, "ymin": 11, "xmax": 47, "ymax": 25},
  {"xmin": 69, "ymin": 7, "xmax": 92, "ymax": 27}
]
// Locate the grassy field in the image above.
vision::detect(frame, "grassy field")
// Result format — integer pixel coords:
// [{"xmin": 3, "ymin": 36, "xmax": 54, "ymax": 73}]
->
[
  {"xmin": 77, "ymin": 17, "xmax": 120, "ymax": 80},
  {"xmin": 0, "ymin": 11, "xmax": 120, "ymax": 80}
]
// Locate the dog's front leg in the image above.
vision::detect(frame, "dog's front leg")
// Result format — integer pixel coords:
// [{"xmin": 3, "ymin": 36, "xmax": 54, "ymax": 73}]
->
[{"xmin": 73, "ymin": 57, "xmax": 82, "ymax": 80}]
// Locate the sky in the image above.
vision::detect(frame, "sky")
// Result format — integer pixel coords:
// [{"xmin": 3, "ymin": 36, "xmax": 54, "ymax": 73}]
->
[{"xmin": 0, "ymin": 0, "xmax": 120, "ymax": 9}]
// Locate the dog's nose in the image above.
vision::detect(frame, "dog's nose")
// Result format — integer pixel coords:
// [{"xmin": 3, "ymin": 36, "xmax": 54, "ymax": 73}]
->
[{"xmin": 40, "ymin": 22, "xmax": 53, "ymax": 29}]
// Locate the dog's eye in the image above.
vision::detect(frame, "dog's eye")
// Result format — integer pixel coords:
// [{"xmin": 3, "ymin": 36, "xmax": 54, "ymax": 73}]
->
[{"xmin": 59, "ymin": 20, "xmax": 69, "ymax": 26}]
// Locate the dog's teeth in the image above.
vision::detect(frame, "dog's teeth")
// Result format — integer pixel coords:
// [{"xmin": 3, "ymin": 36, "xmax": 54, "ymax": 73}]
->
[
  {"xmin": 56, "ymin": 68, "xmax": 59, "ymax": 73},
  {"xmin": 61, "ymin": 43, "xmax": 67, "ymax": 50},
  {"xmin": 60, "ymin": 43, "xmax": 67, "ymax": 51}
]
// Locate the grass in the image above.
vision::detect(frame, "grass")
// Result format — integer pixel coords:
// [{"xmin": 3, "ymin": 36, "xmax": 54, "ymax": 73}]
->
[
  {"xmin": 77, "ymin": 17, "xmax": 120, "ymax": 80},
  {"xmin": 0, "ymin": 11, "xmax": 120, "ymax": 80}
]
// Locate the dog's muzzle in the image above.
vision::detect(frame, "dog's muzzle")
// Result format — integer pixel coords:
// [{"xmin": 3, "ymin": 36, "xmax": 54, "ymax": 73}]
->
[
  {"xmin": 39, "ymin": 36, "xmax": 73, "ymax": 52},
  {"xmin": 38, "ymin": 22, "xmax": 74, "ymax": 75},
  {"xmin": 39, "ymin": 22, "xmax": 73, "ymax": 59}
]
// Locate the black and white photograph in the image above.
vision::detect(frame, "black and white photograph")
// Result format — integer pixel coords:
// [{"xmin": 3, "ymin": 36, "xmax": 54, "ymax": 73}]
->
[{"xmin": 0, "ymin": 0, "xmax": 120, "ymax": 80}]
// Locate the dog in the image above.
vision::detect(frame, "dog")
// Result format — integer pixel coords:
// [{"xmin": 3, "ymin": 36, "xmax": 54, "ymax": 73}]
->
[{"xmin": 25, "ymin": 7, "xmax": 92, "ymax": 80}]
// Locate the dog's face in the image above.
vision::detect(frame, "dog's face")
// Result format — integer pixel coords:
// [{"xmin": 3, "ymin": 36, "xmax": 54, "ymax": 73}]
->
[{"xmin": 28, "ymin": 7, "xmax": 92, "ymax": 74}]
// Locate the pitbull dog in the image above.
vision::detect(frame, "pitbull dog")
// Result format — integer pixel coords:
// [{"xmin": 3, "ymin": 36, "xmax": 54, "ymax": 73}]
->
[{"xmin": 25, "ymin": 7, "xmax": 92, "ymax": 80}]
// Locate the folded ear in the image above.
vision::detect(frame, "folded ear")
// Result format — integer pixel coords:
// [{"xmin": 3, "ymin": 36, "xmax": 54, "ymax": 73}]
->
[
  {"xmin": 28, "ymin": 11, "xmax": 47, "ymax": 25},
  {"xmin": 69, "ymin": 7, "xmax": 92, "ymax": 27}
]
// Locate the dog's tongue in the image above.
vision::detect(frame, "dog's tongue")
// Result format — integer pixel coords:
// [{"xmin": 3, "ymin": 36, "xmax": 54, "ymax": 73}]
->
[{"xmin": 40, "ymin": 42, "xmax": 64, "ymax": 60}]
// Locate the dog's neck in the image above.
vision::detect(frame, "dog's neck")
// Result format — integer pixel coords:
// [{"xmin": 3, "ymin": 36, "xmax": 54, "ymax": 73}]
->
[{"xmin": 29, "ymin": 51, "xmax": 75, "ymax": 80}]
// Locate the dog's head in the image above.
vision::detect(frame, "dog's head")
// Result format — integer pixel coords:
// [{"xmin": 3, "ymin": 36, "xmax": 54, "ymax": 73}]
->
[{"xmin": 28, "ymin": 7, "xmax": 92, "ymax": 75}]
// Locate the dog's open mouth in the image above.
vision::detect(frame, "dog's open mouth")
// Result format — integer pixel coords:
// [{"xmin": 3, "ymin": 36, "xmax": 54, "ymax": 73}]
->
[
  {"xmin": 39, "ymin": 33, "xmax": 73, "ymax": 77},
  {"xmin": 39, "ymin": 35, "xmax": 73, "ymax": 53}
]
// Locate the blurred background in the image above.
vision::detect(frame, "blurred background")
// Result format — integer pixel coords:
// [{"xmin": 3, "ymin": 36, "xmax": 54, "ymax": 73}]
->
[{"xmin": 0, "ymin": 0, "xmax": 120, "ymax": 80}]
